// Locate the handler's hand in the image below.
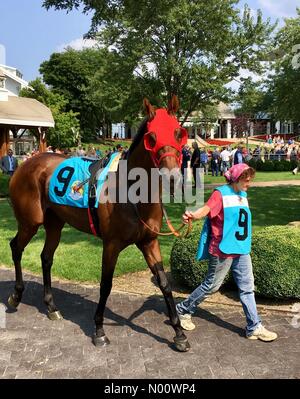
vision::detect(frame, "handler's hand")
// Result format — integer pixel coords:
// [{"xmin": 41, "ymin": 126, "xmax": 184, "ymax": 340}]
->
[{"xmin": 182, "ymin": 210, "xmax": 194, "ymax": 224}]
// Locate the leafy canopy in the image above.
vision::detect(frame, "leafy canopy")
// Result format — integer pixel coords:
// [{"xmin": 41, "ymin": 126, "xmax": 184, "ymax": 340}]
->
[
  {"xmin": 20, "ymin": 78, "xmax": 80, "ymax": 148},
  {"xmin": 43, "ymin": 0, "xmax": 275, "ymax": 121}
]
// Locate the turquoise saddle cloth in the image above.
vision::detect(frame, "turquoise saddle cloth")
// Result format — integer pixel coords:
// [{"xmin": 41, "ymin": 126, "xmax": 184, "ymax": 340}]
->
[{"xmin": 49, "ymin": 153, "xmax": 120, "ymax": 208}]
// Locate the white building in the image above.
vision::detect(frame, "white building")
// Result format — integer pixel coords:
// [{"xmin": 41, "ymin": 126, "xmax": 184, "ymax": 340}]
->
[
  {"xmin": 0, "ymin": 64, "xmax": 29, "ymax": 97},
  {"xmin": 0, "ymin": 63, "xmax": 54, "ymax": 157}
]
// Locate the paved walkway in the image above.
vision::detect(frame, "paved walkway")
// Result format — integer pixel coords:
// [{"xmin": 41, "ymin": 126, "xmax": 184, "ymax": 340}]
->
[{"xmin": 0, "ymin": 268, "xmax": 299, "ymax": 379}]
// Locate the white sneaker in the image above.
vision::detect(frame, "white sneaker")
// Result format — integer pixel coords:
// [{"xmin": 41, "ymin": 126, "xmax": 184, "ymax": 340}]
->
[
  {"xmin": 247, "ymin": 325, "xmax": 277, "ymax": 342},
  {"xmin": 178, "ymin": 313, "xmax": 196, "ymax": 331}
]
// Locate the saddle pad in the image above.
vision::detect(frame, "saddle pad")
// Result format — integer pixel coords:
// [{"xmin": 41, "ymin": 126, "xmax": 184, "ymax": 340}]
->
[{"xmin": 48, "ymin": 153, "xmax": 121, "ymax": 208}]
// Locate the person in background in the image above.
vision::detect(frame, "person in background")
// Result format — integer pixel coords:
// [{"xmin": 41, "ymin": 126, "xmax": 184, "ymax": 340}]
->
[
  {"xmin": 181, "ymin": 144, "xmax": 191, "ymax": 183},
  {"xmin": 211, "ymin": 147, "xmax": 220, "ymax": 177},
  {"xmin": 234, "ymin": 146, "xmax": 244, "ymax": 165},
  {"xmin": 220, "ymin": 146, "xmax": 231, "ymax": 175},
  {"xmin": 0, "ymin": 148, "xmax": 18, "ymax": 176},
  {"xmin": 176, "ymin": 163, "xmax": 278, "ymax": 342},
  {"xmin": 200, "ymin": 148, "xmax": 209, "ymax": 176},
  {"xmin": 191, "ymin": 142, "xmax": 201, "ymax": 187}
]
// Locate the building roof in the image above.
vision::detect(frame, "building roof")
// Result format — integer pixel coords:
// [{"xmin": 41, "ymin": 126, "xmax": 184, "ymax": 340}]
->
[
  {"xmin": 0, "ymin": 65, "xmax": 28, "ymax": 87},
  {"xmin": 217, "ymin": 102, "xmax": 235, "ymax": 119},
  {"xmin": 0, "ymin": 96, "xmax": 54, "ymax": 128},
  {"xmin": 188, "ymin": 101, "xmax": 235, "ymax": 121}
]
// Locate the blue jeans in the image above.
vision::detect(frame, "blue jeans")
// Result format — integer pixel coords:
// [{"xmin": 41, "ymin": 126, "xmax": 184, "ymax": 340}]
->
[{"xmin": 176, "ymin": 254, "xmax": 261, "ymax": 335}]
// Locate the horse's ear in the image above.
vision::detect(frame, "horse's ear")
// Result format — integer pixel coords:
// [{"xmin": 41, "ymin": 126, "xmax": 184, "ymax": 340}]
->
[
  {"xmin": 143, "ymin": 98, "xmax": 155, "ymax": 120},
  {"xmin": 167, "ymin": 95, "xmax": 179, "ymax": 115}
]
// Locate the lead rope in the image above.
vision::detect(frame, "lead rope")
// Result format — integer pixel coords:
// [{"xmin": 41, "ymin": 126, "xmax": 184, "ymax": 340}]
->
[{"xmin": 136, "ymin": 200, "xmax": 192, "ymax": 238}]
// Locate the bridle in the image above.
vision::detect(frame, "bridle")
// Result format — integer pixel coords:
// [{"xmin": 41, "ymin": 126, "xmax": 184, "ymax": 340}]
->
[
  {"xmin": 148, "ymin": 149, "xmax": 182, "ymax": 169},
  {"xmin": 136, "ymin": 108, "xmax": 192, "ymax": 238}
]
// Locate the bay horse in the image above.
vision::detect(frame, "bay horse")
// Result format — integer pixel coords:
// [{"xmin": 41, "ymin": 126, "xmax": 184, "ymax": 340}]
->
[{"xmin": 7, "ymin": 96, "xmax": 190, "ymax": 352}]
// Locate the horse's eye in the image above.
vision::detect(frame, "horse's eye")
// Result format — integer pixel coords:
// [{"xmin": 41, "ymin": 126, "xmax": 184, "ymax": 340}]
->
[
  {"xmin": 144, "ymin": 132, "xmax": 157, "ymax": 150},
  {"xmin": 174, "ymin": 127, "xmax": 188, "ymax": 143}
]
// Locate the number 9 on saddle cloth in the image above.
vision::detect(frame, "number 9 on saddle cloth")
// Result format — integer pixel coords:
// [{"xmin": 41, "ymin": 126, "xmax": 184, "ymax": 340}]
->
[{"xmin": 49, "ymin": 152, "xmax": 121, "ymax": 210}]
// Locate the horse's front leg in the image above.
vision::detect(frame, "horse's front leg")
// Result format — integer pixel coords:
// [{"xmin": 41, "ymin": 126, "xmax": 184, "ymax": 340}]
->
[
  {"xmin": 93, "ymin": 240, "xmax": 121, "ymax": 347},
  {"xmin": 137, "ymin": 239, "xmax": 190, "ymax": 352}
]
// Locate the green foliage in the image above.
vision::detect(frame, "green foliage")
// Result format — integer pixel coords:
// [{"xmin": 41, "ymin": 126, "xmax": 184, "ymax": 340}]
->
[
  {"xmin": 251, "ymin": 159, "xmax": 264, "ymax": 171},
  {"xmin": 261, "ymin": 160, "xmax": 274, "ymax": 171},
  {"xmin": 170, "ymin": 223, "xmax": 231, "ymax": 290},
  {"xmin": 20, "ymin": 79, "xmax": 80, "ymax": 148},
  {"xmin": 248, "ymin": 159, "xmax": 297, "ymax": 172},
  {"xmin": 235, "ymin": 78, "xmax": 271, "ymax": 119},
  {"xmin": 0, "ymin": 173, "xmax": 10, "ymax": 197},
  {"xmin": 43, "ymin": 0, "xmax": 275, "ymax": 122},
  {"xmin": 251, "ymin": 226, "xmax": 300, "ymax": 299},
  {"xmin": 265, "ymin": 9, "xmax": 300, "ymax": 121},
  {"xmin": 170, "ymin": 224, "xmax": 300, "ymax": 299},
  {"xmin": 273, "ymin": 161, "xmax": 285, "ymax": 172}
]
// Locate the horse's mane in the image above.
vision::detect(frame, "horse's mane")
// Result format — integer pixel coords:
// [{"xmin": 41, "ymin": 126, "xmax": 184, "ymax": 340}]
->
[{"xmin": 126, "ymin": 116, "xmax": 148, "ymax": 159}]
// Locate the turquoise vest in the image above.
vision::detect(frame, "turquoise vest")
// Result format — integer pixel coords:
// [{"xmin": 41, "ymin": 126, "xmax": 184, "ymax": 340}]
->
[
  {"xmin": 216, "ymin": 185, "xmax": 252, "ymax": 255},
  {"xmin": 196, "ymin": 184, "xmax": 251, "ymax": 259}
]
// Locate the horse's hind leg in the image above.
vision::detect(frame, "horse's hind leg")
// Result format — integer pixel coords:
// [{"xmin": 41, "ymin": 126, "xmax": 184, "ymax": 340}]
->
[
  {"xmin": 8, "ymin": 225, "xmax": 39, "ymax": 309},
  {"xmin": 137, "ymin": 238, "xmax": 190, "ymax": 352},
  {"xmin": 41, "ymin": 209, "xmax": 65, "ymax": 320},
  {"xmin": 93, "ymin": 241, "xmax": 121, "ymax": 347}
]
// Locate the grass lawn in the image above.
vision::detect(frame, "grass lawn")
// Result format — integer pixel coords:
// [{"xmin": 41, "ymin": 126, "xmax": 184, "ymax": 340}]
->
[
  {"xmin": 0, "ymin": 185, "xmax": 299, "ymax": 283},
  {"xmin": 1, "ymin": 171, "xmax": 299, "ymax": 198},
  {"xmin": 203, "ymin": 171, "xmax": 300, "ymax": 184}
]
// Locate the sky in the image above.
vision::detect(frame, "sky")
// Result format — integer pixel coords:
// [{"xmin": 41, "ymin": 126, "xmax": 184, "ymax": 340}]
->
[{"xmin": 0, "ymin": 0, "xmax": 299, "ymax": 82}]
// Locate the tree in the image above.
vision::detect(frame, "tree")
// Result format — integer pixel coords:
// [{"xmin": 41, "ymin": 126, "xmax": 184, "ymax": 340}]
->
[
  {"xmin": 265, "ymin": 8, "xmax": 300, "ymax": 123},
  {"xmin": 39, "ymin": 47, "xmax": 146, "ymax": 140},
  {"xmin": 40, "ymin": 48, "xmax": 108, "ymax": 140},
  {"xmin": 20, "ymin": 78, "xmax": 80, "ymax": 148},
  {"xmin": 43, "ymin": 0, "xmax": 275, "ymax": 121}
]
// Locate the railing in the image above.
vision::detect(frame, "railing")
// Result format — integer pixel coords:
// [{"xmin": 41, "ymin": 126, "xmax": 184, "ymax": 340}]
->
[{"xmin": 249, "ymin": 153, "xmax": 299, "ymax": 161}]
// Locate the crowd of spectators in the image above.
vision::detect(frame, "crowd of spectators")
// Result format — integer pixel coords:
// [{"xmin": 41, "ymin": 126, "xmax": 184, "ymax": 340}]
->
[
  {"xmin": 181, "ymin": 135, "xmax": 300, "ymax": 179},
  {"xmin": 16, "ymin": 144, "xmax": 130, "ymax": 163}
]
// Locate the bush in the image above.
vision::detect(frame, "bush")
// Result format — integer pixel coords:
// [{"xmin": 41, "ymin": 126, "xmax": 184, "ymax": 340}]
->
[
  {"xmin": 247, "ymin": 158, "xmax": 257, "ymax": 169},
  {"xmin": 253, "ymin": 159, "xmax": 264, "ymax": 171},
  {"xmin": 281, "ymin": 160, "xmax": 293, "ymax": 171},
  {"xmin": 273, "ymin": 161, "xmax": 285, "ymax": 171},
  {"xmin": 0, "ymin": 173, "xmax": 10, "ymax": 197},
  {"xmin": 170, "ymin": 223, "xmax": 232, "ymax": 290},
  {"xmin": 251, "ymin": 226, "xmax": 300, "ymax": 299},
  {"xmin": 290, "ymin": 160, "xmax": 298, "ymax": 170},
  {"xmin": 261, "ymin": 160, "xmax": 274, "ymax": 171},
  {"xmin": 248, "ymin": 158, "xmax": 298, "ymax": 172},
  {"xmin": 170, "ymin": 225, "xmax": 300, "ymax": 299}
]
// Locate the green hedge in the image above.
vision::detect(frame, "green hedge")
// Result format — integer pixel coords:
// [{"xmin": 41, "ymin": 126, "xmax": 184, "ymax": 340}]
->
[
  {"xmin": 247, "ymin": 158, "xmax": 298, "ymax": 171},
  {"xmin": 170, "ymin": 222, "xmax": 232, "ymax": 290},
  {"xmin": 0, "ymin": 173, "xmax": 10, "ymax": 197},
  {"xmin": 170, "ymin": 225, "xmax": 300, "ymax": 299},
  {"xmin": 251, "ymin": 226, "xmax": 300, "ymax": 299}
]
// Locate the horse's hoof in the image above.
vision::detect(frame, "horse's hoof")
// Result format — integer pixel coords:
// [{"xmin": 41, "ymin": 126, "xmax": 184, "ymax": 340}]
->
[
  {"xmin": 174, "ymin": 336, "xmax": 191, "ymax": 352},
  {"xmin": 48, "ymin": 311, "xmax": 63, "ymax": 321},
  {"xmin": 92, "ymin": 335, "xmax": 110, "ymax": 347},
  {"xmin": 8, "ymin": 295, "xmax": 20, "ymax": 309}
]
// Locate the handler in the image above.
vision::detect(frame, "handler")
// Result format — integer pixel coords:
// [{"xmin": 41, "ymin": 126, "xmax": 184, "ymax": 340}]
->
[{"xmin": 176, "ymin": 163, "xmax": 278, "ymax": 341}]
